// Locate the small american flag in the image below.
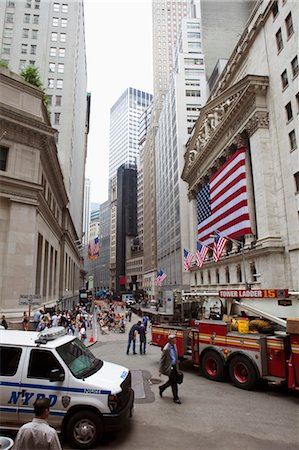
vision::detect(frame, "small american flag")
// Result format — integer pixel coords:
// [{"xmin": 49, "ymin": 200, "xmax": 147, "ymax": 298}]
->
[
  {"xmin": 213, "ymin": 231, "xmax": 228, "ymax": 262},
  {"xmin": 155, "ymin": 270, "xmax": 167, "ymax": 286},
  {"xmin": 184, "ymin": 249, "xmax": 194, "ymax": 271},
  {"xmin": 196, "ymin": 241, "xmax": 209, "ymax": 268}
]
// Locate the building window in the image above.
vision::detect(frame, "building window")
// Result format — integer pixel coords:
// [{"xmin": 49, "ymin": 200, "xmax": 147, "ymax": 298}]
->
[
  {"xmin": 33, "ymin": 14, "xmax": 39, "ymax": 24},
  {"xmin": 49, "ymin": 62, "xmax": 55, "ymax": 72},
  {"xmin": 56, "ymin": 79, "xmax": 63, "ymax": 89},
  {"xmin": 31, "ymin": 29, "xmax": 38, "ymax": 39},
  {"xmin": 285, "ymin": 12, "xmax": 294, "ymax": 38},
  {"xmin": 6, "ymin": 12, "xmax": 14, "ymax": 23},
  {"xmin": 48, "ymin": 78, "xmax": 54, "ymax": 88},
  {"xmin": 22, "ymin": 28, "xmax": 29, "ymax": 38},
  {"xmin": 29, "ymin": 60, "xmax": 35, "ymax": 66},
  {"xmin": 185, "ymin": 90, "xmax": 200, "ymax": 97},
  {"xmin": 294, "ymin": 172, "xmax": 299, "ymax": 193},
  {"xmin": 62, "ymin": 4, "xmax": 68, "ymax": 13},
  {"xmin": 61, "ymin": 18, "xmax": 67, "ymax": 27},
  {"xmin": 285, "ymin": 102, "xmax": 293, "ymax": 121},
  {"xmin": 34, "ymin": 0, "xmax": 40, "ymax": 10},
  {"xmin": 55, "ymin": 95, "xmax": 62, "ymax": 106},
  {"xmin": 272, "ymin": 1, "xmax": 278, "ymax": 19},
  {"xmin": 21, "ymin": 44, "xmax": 28, "ymax": 54},
  {"xmin": 3, "ymin": 28, "xmax": 13, "ymax": 38},
  {"xmin": 8, "ymin": 0, "xmax": 15, "ymax": 6},
  {"xmin": 57, "ymin": 63, "xmax": 64, "ymax": 73},
  {"xmin": 289, "ymin": 130, "xmax": 297, "ymax": 151},
  {"xmin": 25, "ymin": 0, "xmax": 31, "ymax": 6},
  {"xmin": 2, "ymin": 46, "xmax": 11, "ymax": 55},
  {"xmin": 276, "ymin": 28, "xmax": 283, "ymax": 52},
  {"xmin": 291, "ymin": 56, "xmax": 298, "ymax": 78},
  {"xmin": 19, "ymin": 59, "xmax": 26, "ymax": 70},
  {"xmin": 24, "ymin": 13, "xmax": 30, "ymax": 23},
  {"xmin": 47, "ymin": 95, "xmax": 52, "ymax": 106},
  {"xmin": 30, "ymin": 45, "xmax": 36, "ymax": 55},
  {"xmin": 59, "ymin": 48, "xmax": 65, "ymax": 57},
  {"xmin": 0, "ymin": 146, "xmax": 9, "ymax": 171},
  {"xmin": 60, "ymin": 33, "xmax": 66, "ymax": 42},
  {"xmin": 54, "ymin": 112, "xmax": 60, "ymax": 125},
  {"xmin": 52, "ymin": 17, "xmax": 59, "ymax": 27},
  {"xmin": 296, "ymin": 92, "xmax": 299, "ymax": 113},
  {"xmin": 51, "ymin": 32, "xmax": 57, "ymax": 42},
  {"xmin": 53, "ymin": 2, "xmax": 59, "ymax": 12},
  {"xmin": 50, "ymin": 47, "xmax": 57, "ymax": 57},
  {"xmin": 281, "ymin": 69, "xmax": 288, "ymax": 89}
]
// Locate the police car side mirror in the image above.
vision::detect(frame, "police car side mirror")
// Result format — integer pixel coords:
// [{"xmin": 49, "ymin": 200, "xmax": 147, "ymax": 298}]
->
[{"xmin": 49, "ymin": 368, "xmax": 65, "ymax": 382}]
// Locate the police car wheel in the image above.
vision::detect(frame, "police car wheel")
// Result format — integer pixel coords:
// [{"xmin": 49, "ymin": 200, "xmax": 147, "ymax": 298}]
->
[{"xmin": 67, "ymin": 410, "xmax": 104, "ymax": 449}]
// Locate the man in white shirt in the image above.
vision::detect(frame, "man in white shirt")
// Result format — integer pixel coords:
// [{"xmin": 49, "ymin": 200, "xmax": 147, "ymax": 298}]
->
[{"xmin": 13, "ymin": 397, "xmax": 62, "ymax": 450}]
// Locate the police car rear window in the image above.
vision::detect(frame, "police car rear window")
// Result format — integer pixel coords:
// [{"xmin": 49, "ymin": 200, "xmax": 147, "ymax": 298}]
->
[{"xmin": 0, "ymin": 347, "xmax": 22, "ymax": 376}]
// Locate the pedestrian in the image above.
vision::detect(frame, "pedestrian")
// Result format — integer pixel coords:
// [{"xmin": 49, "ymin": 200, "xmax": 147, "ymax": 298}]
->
[
  {"xmin": 159, "ymin": 334, "xmax": 182, "ymax": 404},
  {"xmin": 51, "ymin": 312, "xmax": 58, "ymax": 327},
  {"xmin": 79, "ymin": 322, "xmax": 87, "ymax": 344},
  {"xmin": 139, "ymin": 323, "xmax": 147, "ymax": 354},
  {"xmin": 142, "ymin": 314, "xmax": 149, "ymax": 330},
  {"xmin": 22, "ymin": 311, "xmax": 29, "ymax": 331},
  {"xmin": 33, "ymin": 310, "xmax": 43, "ymax": 330},
  {"xmin": 1, "ymin": 315, "xmax": 8, "ymax": 329},
  {"xmin": 13, "ymin": 397, "xmax": 62, "ymax": 450},
  {"xmin": 126, "ymin": 321, "xmax": 141, "ymax": 355}
]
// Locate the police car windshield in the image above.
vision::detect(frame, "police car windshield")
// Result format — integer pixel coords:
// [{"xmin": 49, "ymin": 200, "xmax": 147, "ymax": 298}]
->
[{"xmin": 57, "ymin": 338, "xmax": 102, "ymax": 379}]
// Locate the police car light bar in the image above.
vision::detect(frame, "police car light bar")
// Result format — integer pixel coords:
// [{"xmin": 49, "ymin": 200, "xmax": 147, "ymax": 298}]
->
[{"xmin": 35, "ymin": 326, "xmax": 67, "ymax": 344}]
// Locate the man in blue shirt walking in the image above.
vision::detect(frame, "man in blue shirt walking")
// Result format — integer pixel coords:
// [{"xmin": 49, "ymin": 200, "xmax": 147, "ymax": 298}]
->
[
  {"xmin": 158, "ymin": 334, "xmax": 181, "ymax": 404},
  {"xmin": 126, "ymin": 321, "xmax": 141, "ymax": 355}
]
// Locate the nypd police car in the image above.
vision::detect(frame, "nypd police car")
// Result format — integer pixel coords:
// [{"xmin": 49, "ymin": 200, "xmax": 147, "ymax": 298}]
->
[{"xmin": 0, "ymin": 327, "xmax": 134, "ymax": 449}]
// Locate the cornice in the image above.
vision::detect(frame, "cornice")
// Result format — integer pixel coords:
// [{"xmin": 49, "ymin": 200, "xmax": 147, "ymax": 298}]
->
[
  {"xmin": 0, "ymin": 175, "xmax": 41, "ymax": 204},
  {"xmin": 0, "ymin": 106, "xmax": 54, "ymax": 139},
  {"xmin": 182, "ymin": 75, "xmax": 269, "ymax": 190}
]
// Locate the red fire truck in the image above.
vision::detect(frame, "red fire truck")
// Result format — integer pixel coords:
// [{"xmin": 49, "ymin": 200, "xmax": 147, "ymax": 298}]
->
[{"xmin": 151, "ymin": 300, "xmax": 299, "ymax": 391}]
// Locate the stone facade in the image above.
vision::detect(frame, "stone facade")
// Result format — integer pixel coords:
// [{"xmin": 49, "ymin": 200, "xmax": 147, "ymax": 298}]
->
[
  {"xmin": 0, "ymin": 68, "xmax": 82, "ymax": 318},
  {"xmin": 182, "ymin": 1, "xmax": 299, "ymax": 316}
]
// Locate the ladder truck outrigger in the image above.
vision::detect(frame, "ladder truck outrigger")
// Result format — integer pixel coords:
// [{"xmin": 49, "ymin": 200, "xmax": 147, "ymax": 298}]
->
[{"xmin": 151, "ymin": 296, "xmax": 299, "ymax": 391}]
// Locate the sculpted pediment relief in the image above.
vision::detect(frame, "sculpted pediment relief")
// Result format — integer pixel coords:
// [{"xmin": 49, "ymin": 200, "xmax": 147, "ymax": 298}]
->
[{"xmin": 182, "ymin": 75, "xmax": 269, "ymax": 181}]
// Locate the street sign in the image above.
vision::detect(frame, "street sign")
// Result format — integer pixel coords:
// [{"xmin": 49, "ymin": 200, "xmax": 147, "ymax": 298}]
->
[{"xmin": 19, "ymin": 294, "xmax": 41, "ymax": 306}]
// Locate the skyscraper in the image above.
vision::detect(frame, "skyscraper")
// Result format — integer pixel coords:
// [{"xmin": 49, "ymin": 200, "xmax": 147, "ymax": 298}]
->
[
  {"xmin": 108, "ymin": 87, "xmax": 152, "ymax": 293},
  {"xmin": 0, "ymin": 0, "xmax": 88, "ymax": 237},
  {"xmin": 108, "ymin": 87, "xmax": 153, "ymax": 180}
]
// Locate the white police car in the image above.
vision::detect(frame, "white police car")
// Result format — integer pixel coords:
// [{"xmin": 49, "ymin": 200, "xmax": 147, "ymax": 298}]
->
[{"xmin": 0, "ymin": 327, "xmax": 134, "ymax": 449}]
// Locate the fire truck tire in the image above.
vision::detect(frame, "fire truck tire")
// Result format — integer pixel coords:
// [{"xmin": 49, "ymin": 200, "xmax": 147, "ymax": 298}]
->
[
  {"xmin": 201, "ymin": 350, "xmax": 224, "ymax": 381},
  {"xmin": 229, "ymin": 355, "xmax": 257, "ymax": 390},
  {"xmin": 66, "ymin": 410, "xmax": 104, "ymax": 449}
]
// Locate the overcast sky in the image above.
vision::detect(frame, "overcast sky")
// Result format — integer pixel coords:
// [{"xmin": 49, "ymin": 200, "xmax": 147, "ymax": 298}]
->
[{"xmin": 84, "ymin": 0, "xmax": 153, "ymax": 204}]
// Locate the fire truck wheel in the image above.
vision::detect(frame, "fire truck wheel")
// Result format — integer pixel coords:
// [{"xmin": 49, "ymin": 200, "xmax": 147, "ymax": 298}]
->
[
  {"xmin": 66, "ymin": 410, "xmax": 104, "ymax": 449},
  {"xmin": 229, "ymin": 355, "xmax": 257, "ymax": 390},
  {"xmin": 201, "ymin": 350, "xmax": 224, "ymax": 381}
]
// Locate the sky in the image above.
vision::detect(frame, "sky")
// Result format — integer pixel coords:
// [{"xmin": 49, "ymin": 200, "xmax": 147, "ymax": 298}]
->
[{"xmin": 84, "ymin": 0, "xmax": 153, "ymax": 204}]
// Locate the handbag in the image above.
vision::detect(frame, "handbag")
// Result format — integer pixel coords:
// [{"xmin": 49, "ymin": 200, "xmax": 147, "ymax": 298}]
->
[{"xmin": 176, "ymin": 370, "xmax": 184, "ymax": 384}]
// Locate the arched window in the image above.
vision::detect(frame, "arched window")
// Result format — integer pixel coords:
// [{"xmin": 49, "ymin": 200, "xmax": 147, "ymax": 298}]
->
[
  {"xmin": 225, "ymin": 266, "xmax": 230, "ymax": 283},
  {"xmin": 237, "ymin": 265, "xmax": 242, "ymax": 282}
]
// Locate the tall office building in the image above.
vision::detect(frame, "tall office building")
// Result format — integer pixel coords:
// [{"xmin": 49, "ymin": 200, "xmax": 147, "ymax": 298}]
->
[
  {"xmin": 0, "ymin": 0, "xmax": 88, "ymax": 237},
  {"xmin": 108, "ymin": 87, "xmax": 153, "ymax": 180},
  {"xmin": 155, "ymin": 16, "xmax": 207, "ymax": 289},
  {"xmin": 108, "ymin": 87, "xmax": 152, "ymax": 293}
]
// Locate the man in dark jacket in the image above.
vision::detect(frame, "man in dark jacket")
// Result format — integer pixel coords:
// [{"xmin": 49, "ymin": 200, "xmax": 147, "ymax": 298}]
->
[
  {"xmin": 159, "ymin": 334, "xmax": 181, "ymax": 404},
  {"xmin": 139, "ymin": 323, "xmax": 147, "ymax": 354},
  {"xmin": 126, "ymin": 321, "xmax": 141, "ymax": 355}
]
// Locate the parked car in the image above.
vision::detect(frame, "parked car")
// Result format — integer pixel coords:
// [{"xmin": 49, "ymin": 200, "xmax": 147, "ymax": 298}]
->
[{"xmin": 126, "ymin": 299, "xmax": 136, "ymax": 306}]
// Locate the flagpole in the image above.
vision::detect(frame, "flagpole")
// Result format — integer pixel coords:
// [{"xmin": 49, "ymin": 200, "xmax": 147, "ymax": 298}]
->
[{"xmin": 214, "ymin": 231, "xmax": 250, "ymax": 290}]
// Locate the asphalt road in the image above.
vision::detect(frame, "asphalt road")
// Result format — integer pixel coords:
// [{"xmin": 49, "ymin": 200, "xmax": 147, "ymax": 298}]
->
[{"xmin": 66, "ymin": 311, "xmax": 299, "ymax": 450}]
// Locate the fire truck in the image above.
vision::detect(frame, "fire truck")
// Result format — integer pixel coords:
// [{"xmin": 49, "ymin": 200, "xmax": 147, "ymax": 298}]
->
[{"xmin": 151, "ymin": 299, "xmax": 299, "ymax": 391}]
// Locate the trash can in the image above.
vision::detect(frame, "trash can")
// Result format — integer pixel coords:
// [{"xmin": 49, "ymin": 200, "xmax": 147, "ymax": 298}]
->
[{"xmin": 0, "ymin": 436, "xmax": 14, "ymax": 450}]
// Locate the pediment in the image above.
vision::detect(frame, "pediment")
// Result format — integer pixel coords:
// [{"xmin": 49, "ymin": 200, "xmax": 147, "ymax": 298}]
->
[{"xmin": 182, "ymin": 74, "xmax": 269, "ymax": 184}]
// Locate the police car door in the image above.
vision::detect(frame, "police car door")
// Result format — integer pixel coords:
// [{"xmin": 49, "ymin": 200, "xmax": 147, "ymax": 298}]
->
[
  {"xmin": 19, "ymin": 347, "xmax": 69, "ymax": 428},
  {"xmin": 0, "ymin": 344, "xmax": 23, "ymax": 426}
]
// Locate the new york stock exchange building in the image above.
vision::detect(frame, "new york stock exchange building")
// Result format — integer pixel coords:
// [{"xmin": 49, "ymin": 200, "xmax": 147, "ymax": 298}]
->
[{"xmin": 181, "ymin": 0, "xmax": 299, "ymax": 319}]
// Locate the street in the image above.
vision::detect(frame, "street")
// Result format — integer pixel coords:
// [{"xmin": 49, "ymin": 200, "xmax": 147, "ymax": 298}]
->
[{"xmin": 65, "ymin": 311, "xmax": 298, "ymax": 450}]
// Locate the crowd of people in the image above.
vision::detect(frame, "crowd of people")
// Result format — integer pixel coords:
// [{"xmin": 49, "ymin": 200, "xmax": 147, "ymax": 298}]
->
[{"xmin": 20, "ymin": 306, "xmax": 93, "ymax": 344}]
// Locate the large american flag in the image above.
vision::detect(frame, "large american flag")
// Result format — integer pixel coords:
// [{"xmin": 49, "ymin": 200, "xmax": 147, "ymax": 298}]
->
[
  {"xmin": 183, "ymin": 249, "xmax": 194, "ymax": 271},
  {"xmin": 213, "ymin": 231, "xmax": 228, "ymax": 262},
  {"xmin": 196, "ymin": 148, "xmax": 252, "ymax": 246},
  {"xmin": 196, "ymin": 241, "xmax": 209, "ymax": 268}
]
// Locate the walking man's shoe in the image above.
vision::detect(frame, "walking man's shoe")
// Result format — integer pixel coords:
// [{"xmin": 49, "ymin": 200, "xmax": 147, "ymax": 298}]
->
[
  {"xmin": 173, "ymin": 398, "xmax": 181, "ymax": 404},
  {"xmin": 159, "ymin": 387, "xmax": 163, "ymax": 398}
]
